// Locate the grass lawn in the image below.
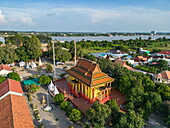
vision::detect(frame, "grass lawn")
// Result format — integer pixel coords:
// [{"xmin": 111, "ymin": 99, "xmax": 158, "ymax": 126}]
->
[{"xmin": 82, "ymin": 47, "xmax": 111, "ymax": 54}]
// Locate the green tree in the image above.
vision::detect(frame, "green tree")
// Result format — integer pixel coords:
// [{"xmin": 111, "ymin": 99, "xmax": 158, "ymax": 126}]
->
[
  {"xmin": 46, "ymin": 63, "xmax": 53, "ymax": 73},
  {"xmin": 0, "ymin": 75, "xmax": 6, "ymax": 83},
  {"xmin": 68, "ymin": 109, "xmax": 82, "ymax": 123},
  {"xmin": 26, "ymin": 84, "xmax": 39, "ymax": 94},
  {"xmin": 86, "ymin": 101, "xmax": 111, "ymax": 127},
  {"xmin": 15, "ymin": 46, "xmax": 30, "ymax": 62},
  {"xmin": 25, "ymin": 35, "xmax": 42, "ymax": 60},
  {"xmin": 106, "ymin": 100, "xmax": 119, "ymax": 112},
  {"xmin": 54, "ymin": 93, "xmax": 64, "ymax": 105},
  {"xmin": 0, "ymin": 47, "xmax": 5, "ymax": 63},
  {"xmin": 55, "ymin": 47, "xmax": 71, "ymax": 62},
  {"xmin": 60, "ymin": 101, "xmax": 71, "ymax": 111},
  {"xmin": 156, "ymin": 83, "xmax": 170, "ymax": 101},
  {"xmin": 97, "ymin": 58, "xmax": 113, "ymax": 74},
  {"xmin": 7, "ymin": 72, "xmax": 21, "ymax": 81},
  {"xmin": 2, "ymin": 44, "xmax": 18, "ymax": 64},
  {"xmin": 38, "ymin": 75, "xmax": 51, "ymax": 85}
]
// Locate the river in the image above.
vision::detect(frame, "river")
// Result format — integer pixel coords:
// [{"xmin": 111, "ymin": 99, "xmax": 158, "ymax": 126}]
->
[
  {"xmin": 52, "ymin": 35, "xmax": 170, "ymax": 41},
  {"xmin": 1, "ymin": 35, "xmax": 170, "ymax": 43}
]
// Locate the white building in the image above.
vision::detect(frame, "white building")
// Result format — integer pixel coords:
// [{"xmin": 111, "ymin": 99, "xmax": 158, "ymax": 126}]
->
[
  {"xmin": 0, "ymin": 65, "xmax": 12, "ymax": 76},
  {"xmin": 154, "ymin": 71, "xmax": 170, "ymax": 84}
]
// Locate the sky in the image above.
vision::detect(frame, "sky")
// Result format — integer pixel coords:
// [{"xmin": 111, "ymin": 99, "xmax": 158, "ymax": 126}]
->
[{"xmin": 0, "ymin": 0, "xmax": 170, "ymax": 32}]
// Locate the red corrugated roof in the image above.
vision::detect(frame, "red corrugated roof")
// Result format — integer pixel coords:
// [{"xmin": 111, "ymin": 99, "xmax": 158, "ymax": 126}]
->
[
  {"xmin": 157, "ymin": 51, "xmax": 170, "ymax": 55},
  {"xmin": 0, "ymin": 64, "xmax": 12, "ymax": 71},
  {"xmin": 0, "ymin": 79, "xmax": 23, "ymax": 97}
]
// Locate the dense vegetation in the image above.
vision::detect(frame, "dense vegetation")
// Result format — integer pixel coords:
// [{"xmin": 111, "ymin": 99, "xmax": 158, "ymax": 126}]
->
[
  {"xmin": 0, "ymin": 33, "xmax": 42, "ymax": 64},
  {"xmin": 85, "ymin": 59, "xmax": 170, "ymax": 128},
  {"xmin": 133, "ymin": 60, "xmax": 170, "ymax": 73}
]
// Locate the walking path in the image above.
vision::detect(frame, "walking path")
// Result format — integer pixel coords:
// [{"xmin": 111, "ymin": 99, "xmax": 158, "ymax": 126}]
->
[{"xmin": 27, "ymin": 87, "xmax": 81, "ymax": 128}]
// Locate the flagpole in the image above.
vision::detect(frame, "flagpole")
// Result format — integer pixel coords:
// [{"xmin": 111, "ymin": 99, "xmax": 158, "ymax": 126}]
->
[
  {"xmin": 52, "ymin": 40, "xmax": 56, "ymax": 78},
  {"xmin": 74, "ymin": 40, "xmax": 76, "ymax": 66}
]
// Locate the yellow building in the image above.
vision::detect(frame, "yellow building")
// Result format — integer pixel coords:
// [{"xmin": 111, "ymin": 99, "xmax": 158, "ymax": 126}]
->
[{"xmin": 67, "ymin": 59, "xmax": 114, "ymax": 103}]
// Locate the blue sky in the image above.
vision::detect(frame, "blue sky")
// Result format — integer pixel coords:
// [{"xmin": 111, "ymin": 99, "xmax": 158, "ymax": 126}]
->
[{"xmin": 0, "ymin": 0, "xmax": 170, "ymax": 32}]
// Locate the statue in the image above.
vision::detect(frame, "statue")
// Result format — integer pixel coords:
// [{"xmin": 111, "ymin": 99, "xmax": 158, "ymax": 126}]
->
[{"xmin": 41, "ymin": 95, "xmax": 46, "ymax": 104}]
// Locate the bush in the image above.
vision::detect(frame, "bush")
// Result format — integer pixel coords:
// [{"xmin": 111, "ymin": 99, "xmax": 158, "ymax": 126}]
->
[
  {"xmin": 38, "ymin": 75, "xmax": 51, "ymax": 85},
  {"xmin": 7, "ymin": 72, "xmax": 21, "ymax": 81},
  {"xmin": 54, "ymin": 93, "xmax": 64, "ymax": 105},
  {"xmin": 46, "ymin": 63, "xmax": 53, "ymax": 72},
  {"xmin": 68, "ymin": 109, "xmax": 82, "ymax": 123},
  {"xmin": 60, "ymin": 101, "xmax": 71, "ymax": 111}
]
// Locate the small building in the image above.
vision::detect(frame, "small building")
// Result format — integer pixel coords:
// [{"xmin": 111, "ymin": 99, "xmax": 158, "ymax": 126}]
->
[
  {"xmin": 139, "ymin": 48, "xmax": 150, "ymax": 55},
  {"xmin": 154, "ymin": 71, "xmax": 170, "ymax": 84},
  {"xmin": 109, "ymin": 49, "xmax": 126, "ymax": 54},
  {"xmin": 157, "ymin": 51, "xmax": 170, "ymax": 57},
  {"xmin": 67, "ymin": 59, "xmax": 114, "ymax": 103},
  {"xmin": 0, "ymin": 79, "xmax": 34, "ymax": 128},
  {"xmin": 0, "ymin": 64, "xmax": 12, "ymax": 76},
  {"xmin": 151, "ymin": 31, "xmax": 156, "ymax": 35}
]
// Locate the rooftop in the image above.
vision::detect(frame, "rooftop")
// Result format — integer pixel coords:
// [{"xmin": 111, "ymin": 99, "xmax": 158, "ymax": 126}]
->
[
  {"xmin": 67, "ymin": 59, "xmax": 114, "ymax": 87},
  {"xmin": 0, "ymin": 79, "xmax": 23, "ymax": 97},
  {"xmin": 0, "ymin": 94, "xmax": 34, "ymax": 128},
  {"xmin": 155, "ymin": 71, "xmax": 170, "ymax": 80},
  {"xmin": 0, "ymin": 64, "xmax": 12, "ymax": 71},
  {"xmin": 157, "ymin": 51, "xmax": 170, "ymax": 55}
]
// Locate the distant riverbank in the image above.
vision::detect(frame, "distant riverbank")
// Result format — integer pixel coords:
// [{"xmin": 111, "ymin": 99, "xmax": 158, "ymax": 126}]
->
[
  {"xmin": 52, "ymin": 35, "xmax": 170, "ymax": 41},
  {"xmin": 1, "ymin": 35, "xmax": 170, "ymax": 43}
]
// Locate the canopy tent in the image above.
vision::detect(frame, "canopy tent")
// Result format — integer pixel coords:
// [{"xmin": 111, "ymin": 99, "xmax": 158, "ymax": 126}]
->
[
  {"xmin": 19, "ymin": 61, "xmax": 26, "ymax": 67},
  {"xmin": 23, "ymin": 78, "xmax": 43, "ymax": 86}
]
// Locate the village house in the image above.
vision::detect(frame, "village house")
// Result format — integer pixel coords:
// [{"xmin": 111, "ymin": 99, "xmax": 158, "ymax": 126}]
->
[
  {"xmin": 156, "ymin": 51, "xmax": 170, "ymax": 57},
  {"xmin": 0, "ymin": 64, "xmax": 13, "ymax": 76},
  {"xmin": 0, "ymin": 79, "xmax": 34, "ymax": 128},
  {"xmin": 108, "ymin": 49, "xmax": 127, "ymax": 54},
  {"xmin": 153, "ymin": 71, "xmax": 170, "ymax": 84}
]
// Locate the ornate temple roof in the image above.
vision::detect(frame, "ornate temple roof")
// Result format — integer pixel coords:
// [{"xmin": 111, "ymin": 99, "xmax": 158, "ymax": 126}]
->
[{"xmin": 67, "ymin": 59, "xmax": 114, "ymax": 87}]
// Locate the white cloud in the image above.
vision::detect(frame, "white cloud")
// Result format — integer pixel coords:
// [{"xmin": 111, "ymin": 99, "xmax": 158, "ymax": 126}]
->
[
  {"xmin": 46, "ymin": 6, "xmax": 170, "ymax": 28},
  {"xmin": 20, "ymin": 16, "xmax": 35, "ymax": 25},
  {"xmin": 1, "ymin": 5, "xmax": 170, "ymax": 31},
  {"xmin": 0, "ymin": 10, "xmax": 7, "ymax": 24},
  {"xmin": 0, "ymin": 8, "xmax": 36, "ymax": 26}
]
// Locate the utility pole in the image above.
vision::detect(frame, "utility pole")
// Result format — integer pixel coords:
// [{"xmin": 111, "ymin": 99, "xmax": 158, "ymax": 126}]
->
[
  {"xmin": 74, "ymin": 40, "xmax": 76, "ymax": 66},
  {"xmin": 52, "ymin": 40, "xmax": 56, "ymax": 79}
]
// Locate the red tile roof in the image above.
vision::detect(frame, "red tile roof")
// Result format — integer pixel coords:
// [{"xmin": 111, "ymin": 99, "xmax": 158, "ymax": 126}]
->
[
  {"xmin": 0, "ymin": 64, "xmax": 12, "ymax": 71},
  {"xmin": 115, "ymin": 59, "xmax": 126, "ymax": 66},
  {"xmin": 0, "ymin": 79, "xmax": 23, "ymax": 97},
  {"xmin": 157, "ymin": 51, "xmax": 170, "ymax": 55},
  {"xmin": 67, "ymin": 59, "xmax": 114, "ymax": 87},
  {"xmin": 155, "ymin": 71, "xmax": 170, "ymax": 80},
  {"xmin": 0, "ymin": 94, "xmax": 34, "ymax": 128}
]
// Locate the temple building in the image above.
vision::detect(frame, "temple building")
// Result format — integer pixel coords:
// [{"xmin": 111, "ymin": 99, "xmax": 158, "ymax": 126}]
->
[{"xmin": 67, "ymin": 59, "xmax": 114, "ymax": 103}]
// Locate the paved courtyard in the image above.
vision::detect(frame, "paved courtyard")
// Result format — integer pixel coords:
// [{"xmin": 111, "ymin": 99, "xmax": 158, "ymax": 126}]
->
[{"xmin": 27, "ymin": 87, "xmax": 81, "ymax": 128}]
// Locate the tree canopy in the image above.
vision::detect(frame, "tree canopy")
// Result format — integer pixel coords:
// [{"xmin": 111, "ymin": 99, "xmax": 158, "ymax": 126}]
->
[
  {"xmin": 7, "ymin": 72, "xmax": 21, "ymax": 81},
  {"xmin": 38, "ymin": 75, "xmax": 51, "ymax": 85}
]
